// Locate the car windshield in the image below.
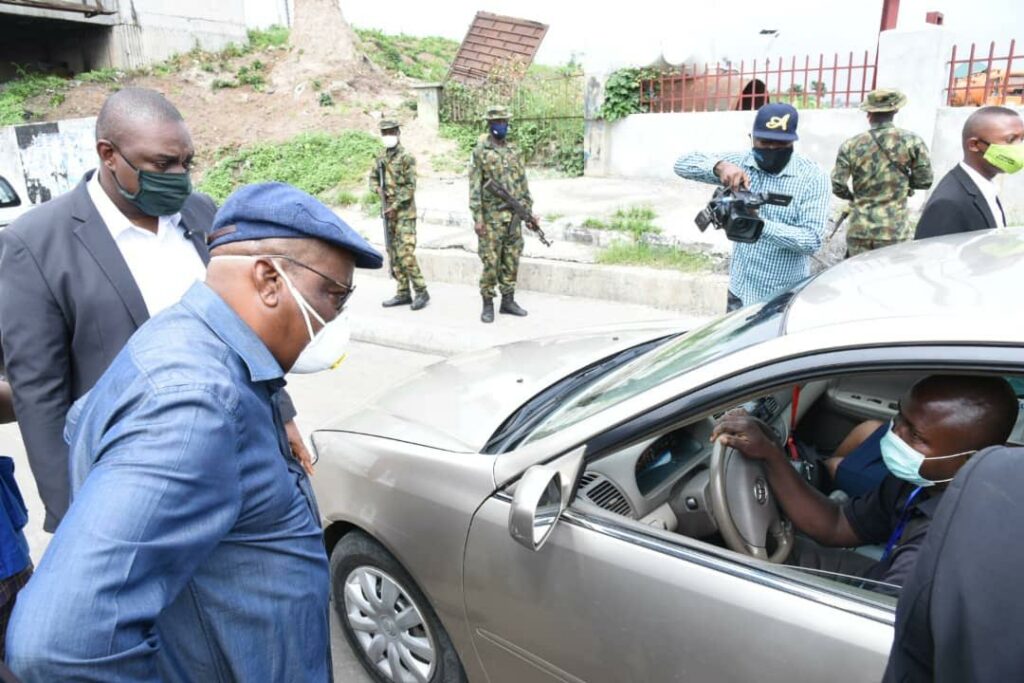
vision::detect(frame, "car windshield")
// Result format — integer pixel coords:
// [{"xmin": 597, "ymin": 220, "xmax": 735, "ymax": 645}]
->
[{"xmin": 522, "ymin": 292, "xmax": 794, "ymax": 446}]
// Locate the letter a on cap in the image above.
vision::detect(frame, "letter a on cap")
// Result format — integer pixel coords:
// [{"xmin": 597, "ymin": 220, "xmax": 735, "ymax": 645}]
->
[{"xmin": 765, "ymin": 114, "xmax": 791, "ymax": 131}]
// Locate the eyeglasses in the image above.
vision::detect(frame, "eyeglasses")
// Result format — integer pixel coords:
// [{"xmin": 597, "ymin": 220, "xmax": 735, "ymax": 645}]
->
[{"xmin": 262, "ymin": 254, "xmax": 356, "ymax": 314}]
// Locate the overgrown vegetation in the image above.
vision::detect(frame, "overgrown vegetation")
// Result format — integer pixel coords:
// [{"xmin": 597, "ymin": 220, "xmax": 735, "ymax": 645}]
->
[
  {"xmin": 0, "ymin": 68, "xmax": 70, "ymax": 125},
  {"xmin": 0, "ymin": 25, "xmax": 290, "ymax": 124},
  {"xmin": 438, "ymin": 60, "xmax": 585, "ymax": 176},
  {"xmin": 355, "ymin": 28, "xmax": 459, "ymax": 82},
  {"xmin": 597, "ymin": 242, "xmax": 713, "ymax": 271},
  {"xmin": 198, "ymin": 131, "xmax": 380, "ymax": 204},
  {"xmin": 598, "ymin": 67, "xmax": 661, "ymax": 122}
]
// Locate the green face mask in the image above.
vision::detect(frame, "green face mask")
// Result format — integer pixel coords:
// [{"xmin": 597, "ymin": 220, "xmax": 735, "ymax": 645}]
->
[
  {"xmin": 983, "ymin": 141, "xmax": 1024, "ymax": 174},
  {"xmin": 110, "ymin": 145, "xmax": 192, "ymax": 217}
]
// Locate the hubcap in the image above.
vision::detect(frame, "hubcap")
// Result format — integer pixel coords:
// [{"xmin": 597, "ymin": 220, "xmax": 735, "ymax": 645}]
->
[{"xmin": 344, "ymin": 566, "xmax": 437, "ymax": 683}]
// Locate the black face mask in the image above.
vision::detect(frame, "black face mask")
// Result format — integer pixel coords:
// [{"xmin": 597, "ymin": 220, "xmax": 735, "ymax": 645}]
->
[{"xmin": 752, "ymin": 146, "xmax": 794, "ymax": 175}]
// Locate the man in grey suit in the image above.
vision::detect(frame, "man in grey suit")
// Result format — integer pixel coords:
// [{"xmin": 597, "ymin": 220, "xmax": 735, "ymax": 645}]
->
[{"xmin": 0, "ymin": 88, "xmax": 307, "ymax": 531}]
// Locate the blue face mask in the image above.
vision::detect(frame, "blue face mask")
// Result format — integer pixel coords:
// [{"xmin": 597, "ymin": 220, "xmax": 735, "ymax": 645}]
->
[
  {"xmin": 879, "ymin": 421, "xmax": 975, "ymax": 487},
  {"xmin": 490, "ymin": 122, "xmax": 509, "ymax": 139}
]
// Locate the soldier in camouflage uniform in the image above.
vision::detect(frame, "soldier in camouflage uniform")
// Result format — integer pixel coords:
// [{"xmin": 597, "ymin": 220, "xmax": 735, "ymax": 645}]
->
[
  {"xmin": 469, "ymin": 106, "xmax": 539, "ymax": 323},
  {"xmin": 831, "ymin": 89, "xmax": 934, "ymax": 256},
  {"xmin": 369, "ymin": 120, "xmax": 429, "ymax": 310}
]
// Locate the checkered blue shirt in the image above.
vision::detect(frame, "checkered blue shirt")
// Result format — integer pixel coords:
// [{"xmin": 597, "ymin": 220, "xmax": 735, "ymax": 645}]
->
[{"xmin": 675, "ymin": 151, "xmax": 830, "ymax": 305}]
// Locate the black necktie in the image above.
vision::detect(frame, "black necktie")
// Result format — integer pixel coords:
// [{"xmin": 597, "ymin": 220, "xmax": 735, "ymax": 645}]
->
[{"xmin": 996, "ymin": 196, "xmax": 1007, "ymax": 227}]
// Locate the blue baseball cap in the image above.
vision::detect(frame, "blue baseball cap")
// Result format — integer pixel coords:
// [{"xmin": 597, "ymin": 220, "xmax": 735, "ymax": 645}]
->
[
  {"xmin": 752, "ymin": 103, "xmax": 799, "ymax": 142},
  {"xmin": 209, "ymin": 182, "xmax": 383, "ymax": 269}
]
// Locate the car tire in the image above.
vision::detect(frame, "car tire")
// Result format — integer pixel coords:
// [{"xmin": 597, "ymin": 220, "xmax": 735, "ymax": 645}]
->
[{"xmin": 331, "ymin": 531, "xmax": 468, "ymax": 683}]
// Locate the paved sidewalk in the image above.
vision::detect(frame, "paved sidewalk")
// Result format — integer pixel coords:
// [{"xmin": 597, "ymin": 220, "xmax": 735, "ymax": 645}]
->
[{"xmin": 347, "ymin": 271, "xmax": 708, "ymax": 357}]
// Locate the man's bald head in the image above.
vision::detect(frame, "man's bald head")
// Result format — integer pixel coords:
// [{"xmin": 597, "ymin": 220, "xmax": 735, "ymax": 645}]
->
[
  {"xmin": 911, "ymin": 375, "xmax": 1017, "ymax": 451},
  {"xmin": 95, "ymin": 88, "xmax": 185, "ymax": 145}
]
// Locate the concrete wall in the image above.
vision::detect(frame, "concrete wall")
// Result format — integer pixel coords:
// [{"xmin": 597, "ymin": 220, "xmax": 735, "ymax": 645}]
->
[
  {"xmin": 0, "ymin": 0, "xmax": 250, "ymax": 73},
  {"xmin": 590, "ymin": 108, "xmax": 868, "ymax": 181},
  {"xmin": 244, "ymin": 0, "xmax": 291, "ymax": 29},
  {"xmin": 107, "ymin": 0, "xmax": 248, "ymax": 70},
  {"xmin": 0, "ymin": 118, "xmax": 96, "ymax": 207}
]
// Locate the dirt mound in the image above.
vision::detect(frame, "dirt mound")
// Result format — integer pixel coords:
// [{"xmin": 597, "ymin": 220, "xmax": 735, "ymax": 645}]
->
[{"xmin": 32, "ymin": 19, "xmax": 459, "ymax": 180}]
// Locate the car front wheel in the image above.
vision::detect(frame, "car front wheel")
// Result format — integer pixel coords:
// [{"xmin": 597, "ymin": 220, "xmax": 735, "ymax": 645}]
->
[{"xmin": 331, "ymin": 531, "xmax": 467, "ymax": 683}]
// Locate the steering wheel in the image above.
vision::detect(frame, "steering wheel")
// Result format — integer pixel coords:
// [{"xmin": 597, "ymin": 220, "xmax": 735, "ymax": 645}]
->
[{"xmin": 708, "ymin": 440, "xmax": 794, "ymax": 563}]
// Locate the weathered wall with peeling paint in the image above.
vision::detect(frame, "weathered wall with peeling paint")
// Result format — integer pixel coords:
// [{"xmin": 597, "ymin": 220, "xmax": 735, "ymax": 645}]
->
[{"xmin": 0, "ymin": 117, "xmax": 96, "ymax": 208}]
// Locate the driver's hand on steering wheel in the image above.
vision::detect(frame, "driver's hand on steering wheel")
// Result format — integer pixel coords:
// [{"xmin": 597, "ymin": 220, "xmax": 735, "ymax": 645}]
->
[{"xmin": 711, "ymin": 414, "xmax": 785, "ymax": 462}]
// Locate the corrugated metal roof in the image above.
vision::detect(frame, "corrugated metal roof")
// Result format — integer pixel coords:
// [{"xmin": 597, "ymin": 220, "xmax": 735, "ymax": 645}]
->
[{"xmin": 447, "ymin": 11, "xmax": 548, "ymax": 85}]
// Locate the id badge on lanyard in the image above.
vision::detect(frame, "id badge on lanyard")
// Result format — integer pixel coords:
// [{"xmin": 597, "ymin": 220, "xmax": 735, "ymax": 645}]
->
[{"xmin": 881, "ymin": 486, "xmax": 923, "ymax": 562}]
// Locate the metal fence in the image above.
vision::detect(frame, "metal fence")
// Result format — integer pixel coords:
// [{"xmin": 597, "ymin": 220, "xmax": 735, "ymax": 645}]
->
[
  {"xmin": 946, "ymin": 40, "xmax": 1022, "ymax": 106},
  {"xmin": 639, "ymin": 51, "xmax": 876, "ymax": 113}
]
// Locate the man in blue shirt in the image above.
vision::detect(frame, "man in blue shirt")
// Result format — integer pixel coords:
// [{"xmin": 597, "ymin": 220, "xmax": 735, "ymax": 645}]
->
[
  {"xmin": 675, "ymin": 103, "xmax": 831, "ymax": 311},
  {"xmin": 5, "ymin": 183, "xmax": 382, "ymax": 682},
  {"xmin": 0, "ymin": 372, "xmax": 31, "ymax": 663}
]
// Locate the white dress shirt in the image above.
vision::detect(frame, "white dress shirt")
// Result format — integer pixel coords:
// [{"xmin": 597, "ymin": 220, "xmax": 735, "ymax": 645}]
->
[
  {"xmin": 87, "ymin": 170, "xmax": 206, "ymax": 316},
  {"xmin": 959, "ymin": 161, "xmax": 1006, "ymax": 228}
]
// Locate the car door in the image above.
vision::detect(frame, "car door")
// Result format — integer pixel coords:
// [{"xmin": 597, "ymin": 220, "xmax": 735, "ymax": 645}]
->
[
  {"xmin": 461, "ymin": 345, "xmax": 1024, "ymax": 683},
  {"xmin": 462, "ymin": 483, "xmax": 892, "ymax": 683}
]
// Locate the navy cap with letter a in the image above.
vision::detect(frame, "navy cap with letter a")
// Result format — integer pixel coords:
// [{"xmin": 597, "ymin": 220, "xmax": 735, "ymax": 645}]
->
[{"xmin": 753, "ymin": 103, "xmax": 799, "ymax": 142}]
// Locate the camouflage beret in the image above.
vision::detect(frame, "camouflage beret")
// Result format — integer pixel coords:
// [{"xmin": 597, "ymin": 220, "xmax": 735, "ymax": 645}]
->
[{"xmin": 378, "ymin": 119, "xmax": 400, "ymax": 131}]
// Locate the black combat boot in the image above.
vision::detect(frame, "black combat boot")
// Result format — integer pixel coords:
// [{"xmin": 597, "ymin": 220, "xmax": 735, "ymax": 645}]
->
[
  {"xmin": 411, "ymin": 290, "xmax": 430, "ymax": 311},
  {"xmin": 481, "ymin": 296, "xmax": 494, "ymax": 323},
  {"xmin": 500, "ymin": 293, "xmax": 528, "ymax": 317},
  {"xmin": 381, "ymin": 293, "xmax": 413, "ymax": 308}
]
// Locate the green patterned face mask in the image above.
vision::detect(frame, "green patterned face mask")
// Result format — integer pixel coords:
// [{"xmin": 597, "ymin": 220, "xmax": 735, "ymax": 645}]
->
[
  {"xmin": 110, "ymin": 144, "xmax": 192, "ymax": 216},
  {"xmin": 983, "ymin": 141, "xmax": 1024, "ymax": 174}
]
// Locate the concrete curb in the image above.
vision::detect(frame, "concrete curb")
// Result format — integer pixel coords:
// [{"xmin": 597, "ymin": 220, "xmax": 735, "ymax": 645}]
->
[{"xmin": 365, "ymin": 247, "xmax": 729, "ymax": 316}]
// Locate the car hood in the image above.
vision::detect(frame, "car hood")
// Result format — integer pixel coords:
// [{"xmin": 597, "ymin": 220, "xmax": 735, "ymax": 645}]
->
[{"xmin": 320, "ymin": 319, "xmax": 687, "ymax": 453}]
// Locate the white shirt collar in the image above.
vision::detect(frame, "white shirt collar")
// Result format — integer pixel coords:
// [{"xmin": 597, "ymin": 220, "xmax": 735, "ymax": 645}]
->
[
  {"xmin": 87, "ymin": 169, "xmax": 182, "ymax": 239},
  {"xmin": 958, "ymin": 161, "xmax": 1005, "ymax": 227},
  {"xmin": 959, "ymin": 161, "xmax": 998, "ymax": 196}
]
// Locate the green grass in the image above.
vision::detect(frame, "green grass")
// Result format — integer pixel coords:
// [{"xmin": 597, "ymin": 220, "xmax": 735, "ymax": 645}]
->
[
  {"xmin": 597, "ymin": 242, "xmax": 713, "ymax": 272},
  {"xmin": 247, "ymin": 25, "xmax": 289, "ymax": 51},
  {"xmin": 77, "ymin": 68, "xmax": 124, "ymax": 84},
  {"xmin": 0, "ymin": 71, "xmax": 69, "ymax": 124},
  {"xmin": 354, "ymin": 28, "xmax": 459, "ymax": 81},
  {"xmin": 198, "ymin": 131, "xmax": 381, "ymax": 204},
  {"xmin": 583, "ymin": 205, "xmax": 661, "ymax": 239}
]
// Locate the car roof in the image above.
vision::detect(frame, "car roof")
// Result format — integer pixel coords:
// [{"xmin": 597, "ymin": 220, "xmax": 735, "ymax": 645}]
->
[{"xmin": 786, "ymin": 228, "xmax": 1024, "ymax": 342}]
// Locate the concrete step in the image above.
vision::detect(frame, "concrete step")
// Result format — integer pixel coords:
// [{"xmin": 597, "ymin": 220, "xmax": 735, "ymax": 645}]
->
[{"xmin": 347, "ymin": 275, "xmax": 710, "ymax": 358}]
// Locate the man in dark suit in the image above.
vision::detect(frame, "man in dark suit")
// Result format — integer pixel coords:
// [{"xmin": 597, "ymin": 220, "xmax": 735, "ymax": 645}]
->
[
  {"xmin": 0, "ymin": 88, "xmax": 306, "ymax": 531},
  {"xmin": 915, "ymin": 106, "xmax": 1023, "ymax": 239}
]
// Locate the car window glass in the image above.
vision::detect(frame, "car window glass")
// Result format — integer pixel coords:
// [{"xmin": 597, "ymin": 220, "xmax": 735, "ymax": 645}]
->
[
  {"xmin": 522, "ymin": 292, "xmax": 793, "ymax": 446},
  {"xmin": 0, "ymin": 177, "xmax": 20, "ymax": 208}
]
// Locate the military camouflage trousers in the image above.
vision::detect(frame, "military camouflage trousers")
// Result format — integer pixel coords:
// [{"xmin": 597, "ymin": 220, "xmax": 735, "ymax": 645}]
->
[
  {"xmin": 846, "ymin": 235, "xmax": 902, "ymax": 257},
  {"xmin": 387, "ymin": 218, "xmax": 427, "ymax": 295},
  {"xmin": 478, "ymin": 217, "xmax": 523, "ymax": 298}
]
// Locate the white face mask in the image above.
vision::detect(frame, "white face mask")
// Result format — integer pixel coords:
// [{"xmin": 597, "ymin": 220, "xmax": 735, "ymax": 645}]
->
[
  {"xmin": 382, "ymin": 135, "xmax": 399, "ymax": 149},
  {"xmin": 211, "ymin": 255, "xmax": 350, "ymax": 374},
  {"xmin": 274, "ymin": 263, "xmax": 350, "ymax": 374}
]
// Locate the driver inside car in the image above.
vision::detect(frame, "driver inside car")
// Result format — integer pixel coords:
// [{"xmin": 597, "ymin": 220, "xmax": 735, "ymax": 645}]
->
[{"xmin": 711, "ymin": 375, "xmax": 1017, "ymax": 591}]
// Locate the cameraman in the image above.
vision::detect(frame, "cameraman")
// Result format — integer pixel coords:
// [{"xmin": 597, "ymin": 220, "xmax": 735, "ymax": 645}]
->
[{"xmin": 675, "ymin": 103, "xmax": 830, "ymax": 312}]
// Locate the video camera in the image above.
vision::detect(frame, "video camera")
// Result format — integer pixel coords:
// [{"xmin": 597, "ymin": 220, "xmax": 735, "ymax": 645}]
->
[{"xmin": 694, "ymin": 187, "xmax": 793, "ymax": 243}]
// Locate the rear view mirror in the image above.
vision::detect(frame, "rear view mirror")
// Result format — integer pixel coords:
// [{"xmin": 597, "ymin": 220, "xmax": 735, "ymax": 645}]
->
[{"xmin": 509, "ymin": 466, "xmax": 564, "ymax": 551}]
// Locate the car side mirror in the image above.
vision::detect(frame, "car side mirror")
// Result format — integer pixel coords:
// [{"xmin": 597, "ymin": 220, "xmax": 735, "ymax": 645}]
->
[{"xmin": 509, "ymin": 465, "xmax": 564, "ymax": 552}]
